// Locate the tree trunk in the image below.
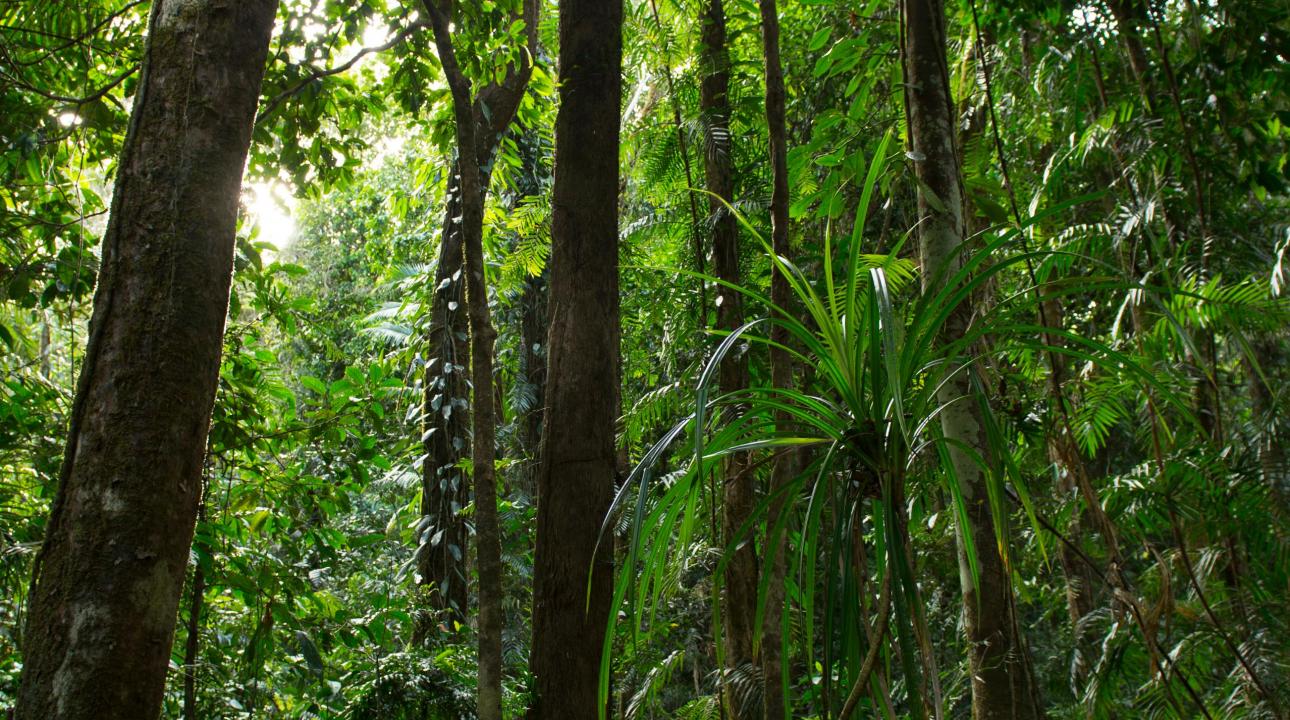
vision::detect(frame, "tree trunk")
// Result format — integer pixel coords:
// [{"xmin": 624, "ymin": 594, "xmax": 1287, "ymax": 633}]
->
[
  {"xmin": 1104, "ymin": 0, "xmax": 1157, "ymax": 111},
  {"xmin": 417, "ymin": 0, "xmax": 537, "ymax": 637},
  {"xmin": 183, "ymin": 491, "xmax": 209, "ymax": 720},
  {"xmin": 418, "ymin": 161, "xmax": 472, "ymax": 629},
  {"xmin": 528, "ymin": 0, "xmax": 622, "ymax": 716},
  {"xmin": 516, "ymin": 128, "xmax": 550, "ymax": 500},
  {"xmin": 1245, "ymin": 341, "xmax": 1288, "ymax": 515},
  {"xmin": 422, "ymin": 2, "xmax": 536, "ymax": 716},
  {"xmin": 182, "ymin": 558, "xmax": 206, "ymax": 720},
  {"xmin": 698, "ymin": 0, "xmax": 758, "ymax": 714},
  {"xmin": 900, "ymin": 1, "xmax": 1045, "ymax": 718},
  {"xmin": 518, "ymin": 270, "xmax": 548, "ymax": 498},
  {"xmin": 755, "ymin": 1, "xmax": 794, "ymax": 718},
  {"xmin": 15, "ymin": 2, "xmax": 278, "ymax": 718}
]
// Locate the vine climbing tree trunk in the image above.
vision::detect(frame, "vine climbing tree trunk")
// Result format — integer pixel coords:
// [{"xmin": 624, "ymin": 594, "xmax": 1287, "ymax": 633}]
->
[
  {"xmin": 418, "ymin": 162, "xmax": 471, "ymax": 628},
  {"xmin": 528, "ymin": 0, "xmax": 622, "ymax": 716},
  {"xmin": 756, "ymin": 0, "xmax": 795, "ymax": 718},
  {"xmin": 900, "ymin": 0, "xmax": 1045, "ymax": 718},
  {"xmin": 15, "ymin": 2, "xmax": 279, "ymax": 718},
  {"xmin": 416, "ymin": 0, "xmax": 537, "ymax": 635},
  {"xmin": 422, "ymin": 1, "xmax": 537, "ymax": 717}
]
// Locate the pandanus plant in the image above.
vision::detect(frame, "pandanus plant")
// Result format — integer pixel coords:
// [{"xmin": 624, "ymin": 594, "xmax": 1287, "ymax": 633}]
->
[{"xmin": 599, "ymin": 132, "xmax": 1186, "ymax": 717}]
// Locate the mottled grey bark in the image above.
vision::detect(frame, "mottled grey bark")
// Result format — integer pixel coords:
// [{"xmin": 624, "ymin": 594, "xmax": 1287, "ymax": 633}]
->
[
  {"xmin": 528, "ymin": 0, "xmax": 622, "ymax": 716},
  {"xmin": 900, "ymin": 0, "xmax": 1045, "ymax": 718},
  {"xmin": 16, "ymin": 2, "xmax": 278, "ymax": 718}
]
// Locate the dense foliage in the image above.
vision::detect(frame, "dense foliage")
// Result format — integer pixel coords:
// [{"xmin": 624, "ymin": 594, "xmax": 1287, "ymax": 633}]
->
[{"xmin": 1, "ymin": 0, "xmax": 1287, "ymax": 718}]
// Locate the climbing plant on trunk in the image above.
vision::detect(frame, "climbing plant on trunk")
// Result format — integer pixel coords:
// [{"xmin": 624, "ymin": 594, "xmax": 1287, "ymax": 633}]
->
[
  {"xmin": 416, "ymin": 0, "xmax": 538, "ymax": 633},
  {"xmin": 422, "ymin": 1, "xmax": 538, "ymax": 716}
]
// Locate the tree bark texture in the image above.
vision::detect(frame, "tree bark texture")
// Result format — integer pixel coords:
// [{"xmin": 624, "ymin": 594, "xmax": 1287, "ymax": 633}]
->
[
  {"xmin": 755, "ymin": 0, "xmax": 795, "ymax": 718},
  {"xmin": 699, "ymin": 0, "xmax": 758, "ymax": 715},
  {"xmin": 528, "ymin": 0, "xmax": 622, "ymax": 716},
  {"xmin": 16, "ymin": 2, "xmax": 278, "ymax": 718},
  {"xmin": 900, "ymin": 1, "xmax": 1045, "ymax": 718}
]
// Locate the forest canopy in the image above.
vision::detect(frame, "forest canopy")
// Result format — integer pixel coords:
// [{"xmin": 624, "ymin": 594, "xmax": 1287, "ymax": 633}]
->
[{"xmin": 1, "ymin": 0, "xmax": 1288, "ymax": 719}]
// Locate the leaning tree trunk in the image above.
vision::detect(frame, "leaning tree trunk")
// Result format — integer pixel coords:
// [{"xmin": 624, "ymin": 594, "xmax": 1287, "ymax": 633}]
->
[
  {"xmin": 755, "ymin": 1, "xmax": 795, "ymax": 718},
  {"xmin": 15, "ymin": 2, "xmax": 278, "ymax": 718},
  {"xmin": 528, "ymin": 0, "xmax": 622, "ymax": 716},
  {"xmin": 699, "ymin": 0, "xmax": 757, "ymax": 715},
  {"xmin": 1104, "ymin": 0, "xmax": 1156, "ymax": 111},
  {"xmin": 900, "ymin": 1, "xmax": 1045, "ymax": 718},
  {"xmin": 416, "ymin": 0, "xmax": 537, "ymax": 635}
]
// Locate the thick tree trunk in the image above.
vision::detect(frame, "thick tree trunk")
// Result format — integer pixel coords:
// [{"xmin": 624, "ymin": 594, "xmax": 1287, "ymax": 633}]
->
[
  {"xmin": 15, "ymin": 2, "xmax": 278, "ymax": 718},
  {"xmin": 699, "ymin": 0, "xmax": 757, "ymax": 714},
  {"xmin": 755, "ymin": 1, "xmax": 794, "ymax": 718},
  {"xmin": 417, "ymin": 0, "xmax": 537, "ymax": 636},
  {"xmin": 900, "ymin": 1, "xmax": 1045, "ymax": 718},
  {"xmin": 528, "ymin": 0, "xmax": 622, "ymax": 716}
]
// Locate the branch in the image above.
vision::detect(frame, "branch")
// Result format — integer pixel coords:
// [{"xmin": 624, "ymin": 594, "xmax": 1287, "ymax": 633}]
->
[
  {"xmin": 255, "ymin": 21, "xmax": 428, "ymax": 125},
  {"xmin": 3, "ymin": 63, "xmax": 139, "ymax": 107},
  {"xmin": 2, "ymin": 0, "xmax": 147, "ymax": 69},
  {"xmin": 421, "ymin": 0, "xmax": 475, "ymax": 131}
]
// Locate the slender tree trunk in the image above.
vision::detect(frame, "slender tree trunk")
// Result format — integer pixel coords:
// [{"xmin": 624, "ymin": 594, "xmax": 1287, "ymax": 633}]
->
[
  {"xmin": 182, "ymin": 559, "xmax": 206, "ymax": 720},
  {"xmin": 417, "ymin": 0, "xmax": 537, "ymax": 637},
  {"xmin": 900, "ymin": 1, "xmax": 1045, "ymax": 718},
  {"xmin": 38, "ymin": 312, "xmax": 51, "ymax": 379},
  {"xmin": 756, "ymin": 1, "xmax": 794, "ymax": 718},
  {"xmin": 423, "ymin": 3, "xmax": 537, "ymax": 717},
  {"xmin": 516, "ymin": 129, "xmax": 550, "ymax": 500},
  {"xmin": 1104, "ymin": 0, "xmax": 1156, "ymax": 110},
  {"xmin": 1245, "ymin": 341, "xmax": 1288, "ymax": 514},
  {"xmin": 528, "ymin": 0, "xmax": 622, "ymax": 716},
  {"xmin": 518, "ymin": 270, "xmax": 548, "ymax": 496},
  {"xmin": 15, "ymin": 2, "xmax": 278, "ymax": 718},
  {"xmin": 183, "ymin": 490, "xmax": 209, "ymax": 720},
  {"xmin": 646, "ymin": 0, "xmax": 706, "ymax": 323},
  {"xmin": 698, "ymin": 0, "xmax": 757, "ymax": 714}
]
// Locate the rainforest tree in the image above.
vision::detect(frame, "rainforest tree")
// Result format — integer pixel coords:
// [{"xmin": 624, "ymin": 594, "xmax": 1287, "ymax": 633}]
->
[
  {"xmin": 0, "ymin": 1, "xmax": 1287, "ymax": 719},
  {"xmin": 13, "ymin": 1, "xmax": 278, "ymax": 717}
]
